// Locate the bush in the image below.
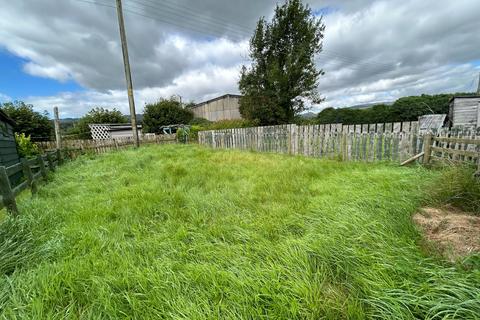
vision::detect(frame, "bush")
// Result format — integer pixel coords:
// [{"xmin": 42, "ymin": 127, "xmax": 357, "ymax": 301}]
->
[
  {"xmin": 143, "ymin": 99, "xmax": 194, "ymax": 134},
  {"xmin": 15, "ymin": 133, "xmax": 40, "ymax": 158},
  {"xmin": 189, "ymin": 117, "xmax": 212, "ymax": 126},
  {"xmin": 426, "ymin": 165, "xmax": 480, "ymax": 214},
  {"xmin": 202, "ymin": 119, "xmax": 259, "ymax": 130}
]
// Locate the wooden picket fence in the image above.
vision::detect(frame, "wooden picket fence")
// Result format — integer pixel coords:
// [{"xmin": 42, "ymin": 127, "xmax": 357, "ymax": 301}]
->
[
  {"xmin": 1, "ymin": 135, "xmax": 178, "ymax": 216},
  {"xmin": 198, "ymin": 123, "xmax": 480, "ymax": 166},
  {"xmin": 0, "ymin": 150, "xmax": 63, "ymax": 215},
  {"xmin": 37, "ymin": 134, "xmax": 177, "ymax": 157}
]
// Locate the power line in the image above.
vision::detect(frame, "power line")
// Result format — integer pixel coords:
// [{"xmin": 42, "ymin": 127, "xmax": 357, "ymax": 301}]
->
[
  {"xmin": 129, "ymin": 0, "xmax": 396, "ymax": 71},
  {"xmin": 128, "ymin": 0, "xmax": 252, "ymax": 35},
  {"xmin": 73, "ymin": 0, "xmax": 397, "ymax": 73}
]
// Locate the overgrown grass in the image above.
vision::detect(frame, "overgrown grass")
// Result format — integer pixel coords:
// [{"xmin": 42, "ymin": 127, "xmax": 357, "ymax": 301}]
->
[
  {"xmin": 0, "ymin": 145, "xmax": 479, "ymax": 319},
  {"xmin": 426, "ymin": 165, "xmax": 480, "ymax": 215}
]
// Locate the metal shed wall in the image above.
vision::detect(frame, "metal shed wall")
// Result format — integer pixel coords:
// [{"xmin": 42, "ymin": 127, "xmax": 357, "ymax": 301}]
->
[{"xmin": 449, "ymin": 97, "xmax": 480, "ymax": 128}]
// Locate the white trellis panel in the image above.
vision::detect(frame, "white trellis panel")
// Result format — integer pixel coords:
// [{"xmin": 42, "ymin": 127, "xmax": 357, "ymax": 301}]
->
[{"xmin": 89, "ymin": 124, "xmax": 112, "ymax": 140}]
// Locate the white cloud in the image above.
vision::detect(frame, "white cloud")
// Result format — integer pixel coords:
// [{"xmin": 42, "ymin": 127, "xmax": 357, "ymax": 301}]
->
[
  {"xmin": 0, "ymin": 0, "xmax": 479, "ymax": 117},
  {"xmin": 0, "ymin": 93, "xmax": 12, "ymax": 103}
]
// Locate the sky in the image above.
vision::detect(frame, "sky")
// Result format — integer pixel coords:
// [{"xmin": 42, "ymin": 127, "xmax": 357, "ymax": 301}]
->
[{"xmin": 0, "ymin": 0, "xmax": 479, "ymax": 118}]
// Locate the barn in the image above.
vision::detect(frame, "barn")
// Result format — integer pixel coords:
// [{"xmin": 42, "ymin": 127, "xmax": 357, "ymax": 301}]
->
[
  {"xmin": 191, "ymin": 94, "xmax": 242, "ymax": 121},
  {"xmin": 448, "ymin": 96, "xmax": 480, "ymax": 129},
  {"xmin": 0, "ymin": 109, "xmax": 20, "ymax": 167}
]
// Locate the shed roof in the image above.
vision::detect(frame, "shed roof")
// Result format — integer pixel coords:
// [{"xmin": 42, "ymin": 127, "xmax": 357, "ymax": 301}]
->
[
  {"xmin": 449, "ymin": 95, "xmax": 480, "ymax": 102},
  {"xmin": 0, "ymin": 109, "xmax": 17, "ymax": 126},
  {"xmin": 194, "ymin": 94, "xmax": 242, "ymax": 108}
]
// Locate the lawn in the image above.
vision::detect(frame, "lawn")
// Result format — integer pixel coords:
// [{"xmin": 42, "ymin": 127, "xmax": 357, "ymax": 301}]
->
[{"xmin": 0, "ymin": 144, "xmax": 479, "ymax": 319}]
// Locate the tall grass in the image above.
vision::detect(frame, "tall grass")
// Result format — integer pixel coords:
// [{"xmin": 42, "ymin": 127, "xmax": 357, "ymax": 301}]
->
[
  {"xmin": 0, "ymin": 145, "xmax": 478, "ymax": 318},
  {"xmin": 426, "ymin": 165, "xmax": 480, "ymax": 214}
]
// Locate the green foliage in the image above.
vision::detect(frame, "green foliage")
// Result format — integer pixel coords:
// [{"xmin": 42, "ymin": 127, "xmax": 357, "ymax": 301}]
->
[
  {"xmin": 426, "ymin": 165, "xmax": 480, "ymax": 214},
  {"xmin": 175, "ymin": 127, "xmax": 192, "ymax": 143},
  {"xmin": 202, "ymin": 119, "xmax": 259, "ymax": 130},
  {"xmin": 143, "ymin": 98, "xmax": 194, "ymax": 133},
  {"xmin": 0, "ymin": 145, "xmax": 479, "ymax": 318},
  {"xmin": 239, "ymin": 0, "xmax": 325, "ymax": 125},
  {"xmin": 315, "ymin": 93, "xmax": 476, "ymax": 125},
  {"xmin": 0, "ymin": 101, "xmax": 53, "ymax": 141},
  {"xmin": 189, "ymin": 117, "xmax": 212, "ymax": 126},
  {"xmin": 67, "ymin": 107, "xmax": 127, "ymax": 139},
  {"xmin": 15, "ymin": 133, "xmax": 39, "ymax": 158}
]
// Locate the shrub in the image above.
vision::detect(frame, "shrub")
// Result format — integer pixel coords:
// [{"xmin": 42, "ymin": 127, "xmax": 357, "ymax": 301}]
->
[
  {"xmin": 143, "ymin": 99, "xmax": 194, "ymax": 133},
  {"xmin": 15, "ymin": 133, "xmax": 39, "ymax": 158},
  {"xmin": 202, "ymin": 119, "xmax": 259, "ymax": 130},
  {"xmin": 189, "ymin": 117, "xmax": 211, "ymax": 126}
]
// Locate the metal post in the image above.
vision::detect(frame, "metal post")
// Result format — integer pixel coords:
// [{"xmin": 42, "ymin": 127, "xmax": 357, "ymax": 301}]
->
[{"xmin": 116, "ymin": 0, "xmax": 140, "ymax": 148}]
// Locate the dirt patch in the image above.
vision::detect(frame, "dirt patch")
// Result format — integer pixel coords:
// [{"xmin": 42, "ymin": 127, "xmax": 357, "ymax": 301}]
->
[{"xmin": 413, "ymin": 207, "xmax": 480, "ymax": 262}]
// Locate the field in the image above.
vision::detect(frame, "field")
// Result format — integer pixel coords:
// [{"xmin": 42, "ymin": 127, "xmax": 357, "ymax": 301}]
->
[{"xmin": 0, "ymin": 145, "xmax": 479, "ymax": 319}]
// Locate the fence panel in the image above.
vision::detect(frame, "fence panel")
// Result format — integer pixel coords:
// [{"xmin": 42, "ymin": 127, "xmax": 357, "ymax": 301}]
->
[{"xmin": 198, "ymin": 123, "xmax": 479, "ymax": 166}]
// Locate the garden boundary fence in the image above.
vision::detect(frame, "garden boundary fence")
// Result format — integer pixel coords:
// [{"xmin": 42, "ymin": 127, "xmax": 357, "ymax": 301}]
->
[
  {"xmin": 0, "ymin": 150, "xmax": 63, "ymax": 215},
  {"xmin": 37, "ymin": 134, "xmax": 176, "ymax": 157},
  {"xmin": 198, "ymin": 123, "xmax": 480, "ymax": 166},
  {"xmin": 1, "ymin": 135, "xmax": 178, "ymax": 216}
]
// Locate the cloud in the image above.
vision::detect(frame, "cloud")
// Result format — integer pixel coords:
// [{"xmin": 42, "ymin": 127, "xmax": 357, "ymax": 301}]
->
[
  {"xmin": 0, "ymin": 93, "xmax": 12, "ymax": 103},
  {"xmin": 23, "ymin": 63, "xmax": 244, "ymax": 118},
  {"xmin": 0, "ymin": 0, "xmax": 479, "ymax": 117}
]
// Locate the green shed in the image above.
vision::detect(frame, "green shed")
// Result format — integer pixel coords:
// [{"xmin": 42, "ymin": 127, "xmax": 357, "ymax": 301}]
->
[{"xmin": 0, "ymin": 109, "xmax": 20, "ymax": 167}]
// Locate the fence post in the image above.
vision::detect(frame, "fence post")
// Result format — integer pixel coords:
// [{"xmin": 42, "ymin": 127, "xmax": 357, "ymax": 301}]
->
[
  {"xmin": 0, "ymin": 166, "xmax": 18, "ymax": 216},
  {"xmin": 56, "ymin": 149, "xmax": 64, "ymax": 165},
  {"xmin": 46, "ymin": 152, "xmax": 55, "ymax": 171},
  {"xmin": 21, "ymin": 158, "xmax": 38, "ymax": 195},
  {"xmin": 37, "ymin": 155, "xmax": 48, "ymax": 180},
  {"xmin": 423, "ymin": 133, "xmax": 432, "ymax": 164}
]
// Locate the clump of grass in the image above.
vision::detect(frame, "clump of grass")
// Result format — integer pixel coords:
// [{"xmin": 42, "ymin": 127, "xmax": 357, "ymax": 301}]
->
[
  {"xmin": 0, "ymin": 218, "xmax": 37, "ymax": 276},
  {"xmin": 0, "ymin": 145, "xmax": 478, "ymax": 318},
  {"xmin": 426, "ymin": 165, "xmax": 480, "ymax": 214}
]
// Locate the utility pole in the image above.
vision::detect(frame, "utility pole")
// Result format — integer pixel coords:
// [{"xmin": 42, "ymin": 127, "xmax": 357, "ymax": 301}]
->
[
  {"xmin": 115, "ymin": 0, "xmax": 139, "ymax": 148},
  {"xmin": 477, "ymin": 72, "xmax": 480, "ymax": 95},
  {"xmin": 53, "ymin": 107, "xmax": 62, "ymax": 150}
]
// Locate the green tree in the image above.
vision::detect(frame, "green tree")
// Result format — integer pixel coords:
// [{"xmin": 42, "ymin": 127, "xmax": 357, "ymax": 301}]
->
[
  {"xmin": 1, "ymin": 101, "xmax": 53, "ymax": 141},
  {"xmin": 143, "ymin": 98, "xmax": 193, "ymax": 133},
  {"xmin": 239, "ymin": 0, "xmax": 325, "ymax": 125},
  {"xmin": 68, "ymin": 107, "xmax": 127, "ymax": 139}
]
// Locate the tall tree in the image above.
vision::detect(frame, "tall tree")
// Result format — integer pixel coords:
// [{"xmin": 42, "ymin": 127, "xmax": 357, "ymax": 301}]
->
[
  {"xmin": 0, "ymin": 101, "xmax": 53, "ymax": 141},
  {"xmin": 239, "ymin": 0, "xmax": 325, "ymax": 125}
]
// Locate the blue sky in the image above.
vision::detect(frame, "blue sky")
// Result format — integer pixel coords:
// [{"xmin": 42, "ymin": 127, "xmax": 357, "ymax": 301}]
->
[{"xmin": 0, "ymin": 49, "xmax": 81, "ymax": 101}]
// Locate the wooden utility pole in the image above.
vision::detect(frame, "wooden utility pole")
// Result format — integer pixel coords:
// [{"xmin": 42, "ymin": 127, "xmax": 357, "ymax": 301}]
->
[
  {"xmin": 477, "ymin": 72, "xmax": 480, "ymax": 94},
  {"xmin": 53, "ymin": 106, "xmax": 62, "ymax": 150},
  {"xmin": 115, "ymin": 0, "xmax": 140, "ymax": 148}
]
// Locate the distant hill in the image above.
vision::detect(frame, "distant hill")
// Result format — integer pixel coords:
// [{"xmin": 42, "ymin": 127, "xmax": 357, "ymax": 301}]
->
[{"xmin": 299, "ymin": 112, "xmax": 317, "ymax": 119}]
